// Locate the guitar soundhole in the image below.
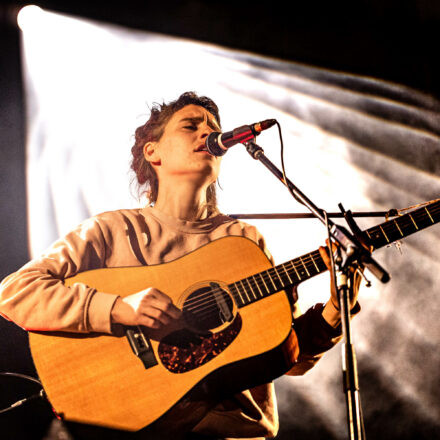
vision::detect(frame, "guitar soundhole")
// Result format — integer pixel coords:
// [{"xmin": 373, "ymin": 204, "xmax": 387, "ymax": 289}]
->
[
  {"xmin": 158, "ymin": 282, "xmax": 241, "ymax": 373},
  {"xmin": 182, "ymin": 284, "xmax": 234, "ymax": 332}
]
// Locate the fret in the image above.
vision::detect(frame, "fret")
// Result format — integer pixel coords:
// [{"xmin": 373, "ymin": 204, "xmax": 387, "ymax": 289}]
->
[
  {"xmin": 393, "ymin": 219, "xmax": 404, "ymax": 237},
  {"xmin": 252, "ymin": 275, "xmax": 264, "ymax": 298},
  {"xmin": 267, "ymin": 272, "xmax": 277, "ymax": 290},
  {"xmin": 230, "ymin": 284, "xmax": 244, "ymax": 306},
  {"xmin": 259, "ymin": 272, "xmax": 270, "ymax": 293},
  {"xmin": 427, "ymin": 203, "xmax": 440, "ymax": 222},
  {"xmin": 314, "ymin": 251, "xmax": 328, "ymax": 272},
  {"xmin": 409, "ymin": 214, "xmax": 419, "ymax": 230},
  {"xmin": 425, "ymin": 207, "xmax": 434, "ymax": 224},
  {"xmin": 394, "ymin": 219, "xmax": 414, "ymax": 236},
  {"xmin": 273, "ymin": 266, "xmax": 286, "ymax": 288},
  {"xmin": 299, "ymin": 256, "xmax": 310, "ymax": 277},
  {"xmin": 365, "ymin": 226, "xmax": 388, "ymax": 248},
  {"xmin": 303, "ymin": 256, "xmax": 316, "ymax": 276},
  {"xmin": 414, "ymin": 206, "xmax": 438, "ymax": 228},
  {"xmin": 289, "ymin": 260, "xmax": 302, "ymax": 281},
  {"xmin": 309, "ymin": 253, "xmax": 320, "ymax": 272},
  {"xmin": 379, "ymin": 225, "xmax": 390, "ymax": 243},
  {"xmin": 245, "ymin": 278, "xmax": 257, "ymax": 300},
  {"xmin": 281, "ymin": 263, "xmax": 293, "ymax": 284},
  {"xmin": 240, "ymin": 280, "xmax": 251, "ymax": 303},
  {"xmin": 364, "ymin": 229, "xmax": 375, "ymax": 250},
  {"xmin": 382, "ymin": 222, "xmax": 400, "ymax": 243},
  {"xmin": 234, "ymin": 282, "xmax": 246, "ymax": 304}
]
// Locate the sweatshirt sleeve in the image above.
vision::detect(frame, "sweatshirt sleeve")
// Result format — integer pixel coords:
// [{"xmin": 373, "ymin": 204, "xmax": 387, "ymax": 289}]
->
[
  {"xmin": 0, "ymin": 216, "xmax": 119, "ymax": 334},
  {"xmin": 287, "ymin": 301, "xmax": 361, "ymax": 375}
]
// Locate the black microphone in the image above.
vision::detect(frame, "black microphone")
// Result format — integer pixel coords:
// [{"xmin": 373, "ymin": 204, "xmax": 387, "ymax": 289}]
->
[{"xmin": 205, "ymin": 119, "xmax": 277, "ymax": 156}]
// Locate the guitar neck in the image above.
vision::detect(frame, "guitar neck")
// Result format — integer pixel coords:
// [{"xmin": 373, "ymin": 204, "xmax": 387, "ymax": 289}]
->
[{"xmin": 228, "ymin": 200, "xmax": 440, "ymax": 308}]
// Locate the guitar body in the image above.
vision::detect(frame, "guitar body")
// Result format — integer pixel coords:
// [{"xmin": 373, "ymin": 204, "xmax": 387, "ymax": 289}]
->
[
  {"xmin": 29, "ymin": 236, "xmax": 298, "ymax": 432},
  {"xmin": 26, "ymin": 199, "xmax": 440, "ymax": 434}
]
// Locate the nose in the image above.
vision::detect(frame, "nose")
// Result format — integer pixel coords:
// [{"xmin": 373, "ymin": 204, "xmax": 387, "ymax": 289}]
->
[{"xmin": 199, "ymin": 121, "xmax": 215, "ymax": 140}]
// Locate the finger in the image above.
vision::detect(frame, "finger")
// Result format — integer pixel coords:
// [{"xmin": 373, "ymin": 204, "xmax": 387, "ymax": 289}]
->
[
  {"xmin": 351, "ymin": 267, "xmax": 363, "ymax": 290},
  {"xmin": 141, "ymin": 289, "xmax": 181, "ymax": 319},
  {"xmin": 319, "ymin": 246, "xmax": 337, "ymax": 299},
  {"xmin": 138, "ymin": 315, "xmax": 162, "ymax": 329},
  {"xmin": 319, "ymin": 246, "xmax": 331, "ymax": 270},
  {"xmin": 142, "ymin": 306, "xmax": 173, "ymax": 327},
  {"xmin": 325, "ymin": 239, "xmax": 338, "ymax": 254}
]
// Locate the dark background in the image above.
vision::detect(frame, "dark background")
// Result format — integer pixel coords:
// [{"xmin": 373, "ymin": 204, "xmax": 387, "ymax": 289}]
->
[{"xmin": 0, "ymin": 1, "xmax": 439, "ymax": 438}]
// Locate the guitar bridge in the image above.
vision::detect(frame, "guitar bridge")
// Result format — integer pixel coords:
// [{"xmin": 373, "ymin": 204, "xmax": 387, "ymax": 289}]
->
[{"xmin": 125, "ymin": 326, "xmax": 158, "ymax": 369}]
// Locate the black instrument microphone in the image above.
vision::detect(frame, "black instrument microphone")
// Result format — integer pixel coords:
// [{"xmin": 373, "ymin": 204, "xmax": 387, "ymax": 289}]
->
[{"xmin": 205, "ymin": 119, "xmax": 277, "ymax": 156}]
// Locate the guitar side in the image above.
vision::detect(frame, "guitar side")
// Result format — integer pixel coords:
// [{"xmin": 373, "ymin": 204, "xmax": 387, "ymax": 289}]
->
[{"xmin": 29, "ymin": 236, "xmax": 298, "ymax": 431}]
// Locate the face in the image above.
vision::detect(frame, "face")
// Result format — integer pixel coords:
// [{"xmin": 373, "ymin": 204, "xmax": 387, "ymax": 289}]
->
[{"xmin": 144, "ymin": 104, "xmax": 222, "ymax": 186}]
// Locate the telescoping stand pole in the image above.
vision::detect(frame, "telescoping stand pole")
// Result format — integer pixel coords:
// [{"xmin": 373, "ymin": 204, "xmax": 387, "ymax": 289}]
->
[
  {"xmin": 242, "ymin": 140, "xmax": 389, "ymax": 440},
  {"xmin": 333, "ymin": 249, "xmax": 365, "ymax": 440}
]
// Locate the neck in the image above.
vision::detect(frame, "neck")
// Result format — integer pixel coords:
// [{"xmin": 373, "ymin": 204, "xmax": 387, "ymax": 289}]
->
[{"xmin": 153, "ymin": 179, "xmax": 214, "ymax": 221}]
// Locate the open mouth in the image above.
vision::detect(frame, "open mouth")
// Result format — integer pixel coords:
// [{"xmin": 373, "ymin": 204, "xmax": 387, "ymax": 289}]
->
[{"xmin": 195, "ymin": 144, "xmax": 209, "ymax": 153}]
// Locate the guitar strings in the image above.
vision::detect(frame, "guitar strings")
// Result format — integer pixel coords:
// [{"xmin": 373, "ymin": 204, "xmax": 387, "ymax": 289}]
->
[
  {"xmin": 186, "ymin": 219, "xmax": 400, "ymax": 315},
  {"xmin": 184, "ymin": 251, "xmax": 324, "ymax": 315},
  {"xmin": 371, "ymin": 207, "xmax": 440, "ymax": 236},
  {"xmin": 183, "ymin": 202, "xmax": 440, "ymax": 317},
  {"xmin": 367, "ymin": 203, "xmax": 440, "ymax": 245},
  {"xmin": 184, "ymin": 249, "xmax": 323, "ymax": 310},
  {"xmin": 183, "ymin": 249, "xmax": 323, "ymax": 308}
]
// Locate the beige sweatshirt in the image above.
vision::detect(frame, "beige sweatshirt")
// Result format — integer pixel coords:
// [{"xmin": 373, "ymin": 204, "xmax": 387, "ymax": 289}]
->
[{"xmin": 0, "ymin": 206, "xmax": 343, "ymax": 439}]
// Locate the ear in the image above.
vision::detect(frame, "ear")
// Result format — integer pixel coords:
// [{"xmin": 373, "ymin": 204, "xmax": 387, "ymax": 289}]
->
[{"xmin": 143, "ymin": 142, "xmax": 161, "ymax": 166}]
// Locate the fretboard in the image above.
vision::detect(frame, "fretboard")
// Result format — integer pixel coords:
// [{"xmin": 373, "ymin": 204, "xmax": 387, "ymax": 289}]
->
[{"xmin": 228, "ymin": 200, "xmax": 440, "ymax": 308}]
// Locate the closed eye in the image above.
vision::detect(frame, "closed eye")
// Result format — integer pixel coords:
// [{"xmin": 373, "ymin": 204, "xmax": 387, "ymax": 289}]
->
[{"xmin": 184, "ymin": 125, "xmax": 197, "ymax": 131}]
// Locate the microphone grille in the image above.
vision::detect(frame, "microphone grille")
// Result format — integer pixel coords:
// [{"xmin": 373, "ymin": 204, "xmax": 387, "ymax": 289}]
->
[{"xmin": 205, "ymin": 132, "xmax": 227, "ymax": 157}]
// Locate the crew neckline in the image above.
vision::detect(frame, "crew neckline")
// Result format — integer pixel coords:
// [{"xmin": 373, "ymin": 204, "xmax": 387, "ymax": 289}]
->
[{"xmin": 141, "ymin": 205, "xmax": 232, "ymax": 234}]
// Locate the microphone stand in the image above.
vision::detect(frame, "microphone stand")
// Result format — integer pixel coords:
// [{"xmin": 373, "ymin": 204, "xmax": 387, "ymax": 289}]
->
[{"xmin": 242, "ymin": 140, "xmax": 390, "ymax": 440}]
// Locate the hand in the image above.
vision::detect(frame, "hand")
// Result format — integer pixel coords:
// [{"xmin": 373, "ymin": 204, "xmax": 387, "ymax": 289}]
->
[
  {"xmin": 111, "ymin": 288, "xmax": 181, "ymax": 330},
  {"xmin": 319, "ymin": 241, "xmax": 362, "ymax": 325}
]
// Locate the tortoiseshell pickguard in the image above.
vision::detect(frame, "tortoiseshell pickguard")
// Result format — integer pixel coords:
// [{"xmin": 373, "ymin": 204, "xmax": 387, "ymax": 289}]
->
[{"xmin": 158, "ymin": 314, "xmax": 242, "ymax": 373}]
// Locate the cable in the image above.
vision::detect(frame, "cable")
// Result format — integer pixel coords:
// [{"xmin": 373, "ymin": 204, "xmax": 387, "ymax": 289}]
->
[
  {"xmin": 277, "ymin": 121, "xmax": 304, "ymax": 207},
  {"xmin": 0, "ymin": 372, "xmax": 45, "ymax": 415},
  {"xmin": 324, "ymin": 210, "xmax": 339, "ymax": 309},
  {"xmin": 0, "ymin": 371, "xmax": 42, "ymax": 386}
]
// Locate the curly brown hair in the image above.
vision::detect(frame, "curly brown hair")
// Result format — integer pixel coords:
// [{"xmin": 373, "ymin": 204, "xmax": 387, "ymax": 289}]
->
[{"xmin": 131, "ymin": 92, "xmax": 221, "ymax": 211}]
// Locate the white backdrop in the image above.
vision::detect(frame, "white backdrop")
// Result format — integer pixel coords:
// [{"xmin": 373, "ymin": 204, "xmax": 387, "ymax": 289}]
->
[{"xmin": 19, "ymin": 6, "xmax": 440, "ymax": 438}]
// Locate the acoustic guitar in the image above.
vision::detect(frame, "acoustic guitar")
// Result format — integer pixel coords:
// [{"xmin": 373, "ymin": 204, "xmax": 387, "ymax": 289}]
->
[{"xmin": 28, "ymin": 200, "xmax": 440, "ymax": 432}]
